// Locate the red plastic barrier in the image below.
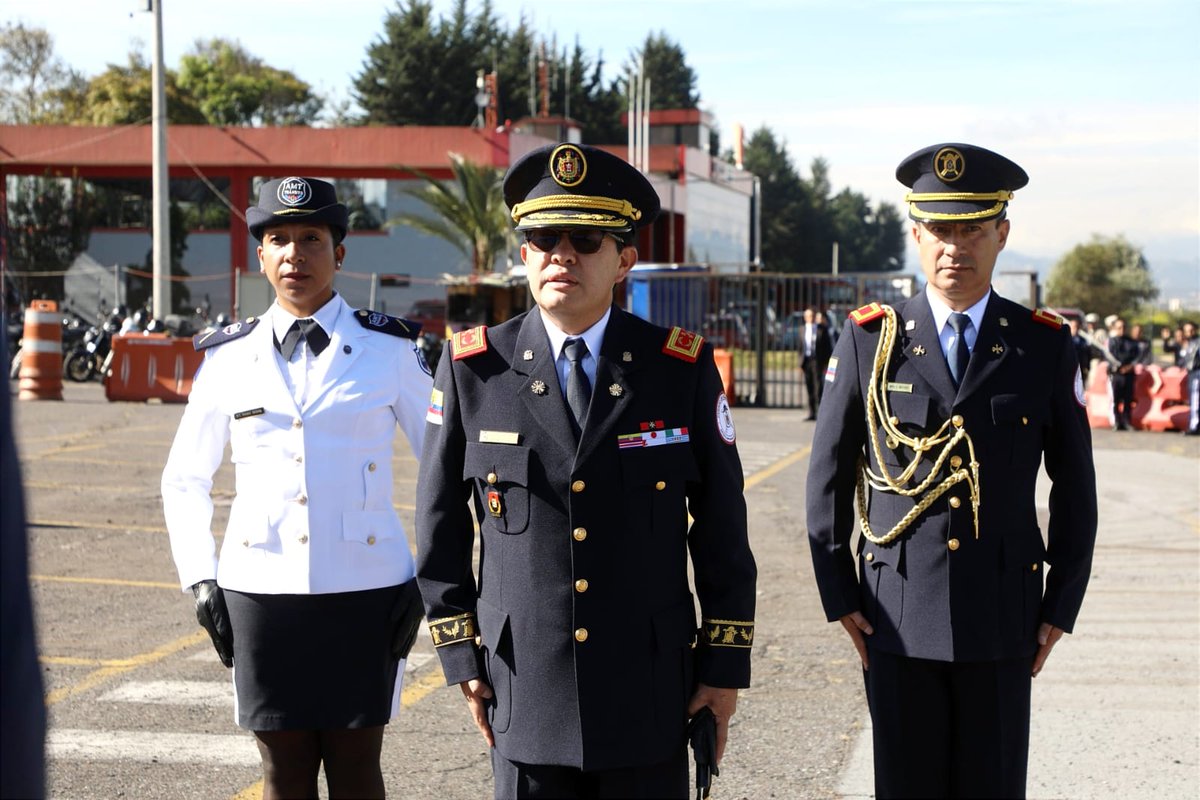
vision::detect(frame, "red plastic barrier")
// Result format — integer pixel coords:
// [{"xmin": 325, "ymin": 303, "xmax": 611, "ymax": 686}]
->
[
  {"xmin": 1084, "ymin": 362, "xmax": 1189, "ymax": 431},
  {"xmin": 105, "ymin": 334, "xmax": 203, "ymax": 403}
]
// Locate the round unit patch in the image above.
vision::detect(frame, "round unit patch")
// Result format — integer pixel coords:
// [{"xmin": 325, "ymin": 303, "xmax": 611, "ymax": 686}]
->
[
  {"xmin": 1073, "ymin": 366, "xmax": 1087, "ymax": 407},
  {"xmin": 716, "ymin": 392, "xmax": 736, "ymax": 444},
  {"xmin": 277, "ymin": 177, "xmax": 311, "ymax": 207},
  {"xmin": 934, "ymin": 147, "xmax": 965, "ymax": 182},
  {"xmin": 550, "ymin": 144, "xmax": 587, "ymax": 188}
]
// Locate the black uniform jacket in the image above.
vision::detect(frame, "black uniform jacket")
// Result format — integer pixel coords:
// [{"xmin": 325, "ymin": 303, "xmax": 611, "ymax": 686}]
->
[
  {"xmin": 806, "ymin": 292, "xmax": 1097, "ymax": 662},
  {"xmin": 416, "ymin": 306, "xmax": 756, "ymax": 771}
]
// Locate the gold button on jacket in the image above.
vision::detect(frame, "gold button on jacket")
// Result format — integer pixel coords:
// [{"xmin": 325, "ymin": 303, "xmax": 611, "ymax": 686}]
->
[
  {"xmin": 947, "ymin": 538, "xmax": 960, "ymax": 551},
  {"xmin": 574, "ymin": 628, "xmax": 589, "ymax": 643}
]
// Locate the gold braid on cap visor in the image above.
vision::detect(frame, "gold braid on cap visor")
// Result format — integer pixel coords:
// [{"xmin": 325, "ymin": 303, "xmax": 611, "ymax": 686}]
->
[
  {"xmin": 905, "ymin": 190, "xmax": 1015, "ymax": 221},
  {"xmin": 511, "ymin": 194, "xmax": 641, "ymax": 224},
  {"xmin": 856, "ymin": 305, "xmax": 981, "ymax": 545}
]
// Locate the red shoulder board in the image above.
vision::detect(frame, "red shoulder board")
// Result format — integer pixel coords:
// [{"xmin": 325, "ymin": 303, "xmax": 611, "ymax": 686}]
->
[
  {"xmin": 1032, "ymin": 308, "xmax": 1064, "ymax": 329},
  {"xmin": 850, "ymin": 302, "xmax": 886, "ymax": 326},
  {"xmin": 662, "ymin": 326, "xmax": 704, "ymax": 362},
  {"xmin": 451, "ymin": 326, "xmax": 488, "ymax": 360}
]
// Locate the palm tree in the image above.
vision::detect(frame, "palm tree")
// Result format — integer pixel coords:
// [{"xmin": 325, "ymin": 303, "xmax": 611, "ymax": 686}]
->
[{"xmin": 388, "ymin": 153, "xmax": 513, "ymax": 274}]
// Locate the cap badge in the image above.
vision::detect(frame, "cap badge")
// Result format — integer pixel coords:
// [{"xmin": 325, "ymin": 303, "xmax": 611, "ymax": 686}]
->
[
  {"xmin": 934, "ymin": 147, "xmax": 965, "ymax": 182},
  {"xmin": 277, "ymin": 177, "xmax": 311, "ymax": 207},
  {"xmin": 551, "ymin": 144, "xmax": 587, "ymax": 188}
]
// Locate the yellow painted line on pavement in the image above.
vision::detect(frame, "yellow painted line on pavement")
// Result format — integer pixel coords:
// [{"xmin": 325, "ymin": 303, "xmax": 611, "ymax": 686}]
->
[
  {"xmin": 31, "ymin": 574, "xmax": 178, "ymax": 590},
  {"xmin": 231, "ymin": 780, "xmax": 264, "ymax": 800},
  {"xmin": 29, "ymin": 518, "xmax": 166, "ymax": 534},
  {"xmin": 41, "ymin": 655, "xmax": 143, "ymax": 667},
  {"xmin": 745, "ymin": 445, "xmax": 811, "ymax": 489},
  {"xmin": 45, "ymin": 630, "xmax": 208, "ymax": 707}
]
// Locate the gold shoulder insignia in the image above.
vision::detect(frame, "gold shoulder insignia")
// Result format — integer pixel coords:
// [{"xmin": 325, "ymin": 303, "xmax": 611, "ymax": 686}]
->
[
  {"xmin": 451, "ymin": 326, "xmax": 488, "ymax": 360},
  {"xmin": 427, "ymin": 612, "xmax": 478, "ymax": 648},
  {"xmin": 1032, "ymin": 308, "xmax": 1065, "ymax": 329},
  {"xmin": 662, "ymin": 326, "xmax": 704, "ymax": 363},
  {"xmin": 701, "ymin": 618, "xmax": 755, "ymax": 649},
  {"xmin": 850, "ymin": 302, "xmax": 887, "ymax": 326}
]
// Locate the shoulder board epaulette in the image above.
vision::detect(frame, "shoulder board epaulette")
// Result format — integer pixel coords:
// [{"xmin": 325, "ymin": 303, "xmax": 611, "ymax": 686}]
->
[
  {"xmin": 662, "ymin": 326, "xmax": 704, "ymax": 363},
  {"xmin": 354, "ymin": 309, "xmax": 420, "ymax": 340},
  {"xmin": 850, "ymin": 302, "xmax": 887, "ymax": 326},
  {"xmin": 451, "ymin": 326, "xmax": 488, "ymax": 360},
  {"xmin": 192, "ymin": 316, "xmax": 260, "ymax": 351},
  {"xmin": 1032, "ymin": 308, "xmax": 1065, "ymax": 329}
]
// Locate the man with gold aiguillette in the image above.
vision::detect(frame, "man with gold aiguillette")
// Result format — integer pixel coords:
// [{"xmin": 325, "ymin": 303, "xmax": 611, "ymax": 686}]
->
[{"xmin": 805, "ymin": 143, "xmax": 1098, "ymax": 798}]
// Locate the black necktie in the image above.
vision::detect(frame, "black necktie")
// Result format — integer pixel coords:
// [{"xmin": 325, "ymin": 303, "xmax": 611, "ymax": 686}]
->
[
  {"xmin": 948, "ymin": 312, "xmax": 971, "ymax": 386},
  {"xmin": 278, "ymin": 318, "xmax": 329, "ymax": 360},
  {"xmin": 563, "ymin": 338, "xmax": 592, "ymax": 437}
]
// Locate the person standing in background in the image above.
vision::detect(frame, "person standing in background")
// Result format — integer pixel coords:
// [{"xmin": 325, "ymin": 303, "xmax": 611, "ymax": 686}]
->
[
  {"xmin": 1107, "ymin": 318, "xmax": 1140, "ymax": 431},
  {"xmin": 800, "ymin": 306, "xmax": 833, "ymax": 420}
]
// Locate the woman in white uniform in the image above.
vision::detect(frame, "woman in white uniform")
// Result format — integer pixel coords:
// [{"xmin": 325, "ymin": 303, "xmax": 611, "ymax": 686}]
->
[{"xmin": 161, "ymin": 177, "xmax": 430, "ymax": 799}]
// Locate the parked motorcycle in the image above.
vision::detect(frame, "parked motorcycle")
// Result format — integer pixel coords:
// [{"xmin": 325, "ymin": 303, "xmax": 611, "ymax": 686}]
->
[{"xmin": 64, "ymin": 322, "xmax": 115, "ymax": 382}]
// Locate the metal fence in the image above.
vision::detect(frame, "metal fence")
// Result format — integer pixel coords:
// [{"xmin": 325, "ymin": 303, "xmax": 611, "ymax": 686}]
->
[{"xmin": 624, "ymin": 270, "xmax": 918, "ymax": 407}]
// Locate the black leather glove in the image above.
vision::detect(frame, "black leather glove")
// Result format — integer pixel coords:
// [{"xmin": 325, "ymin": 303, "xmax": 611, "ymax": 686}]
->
[
  {"xmin": 191, "ymin": 580, "xmax": 234, "ymax": 668},
  {"xmin": 390, "ymin": 579, "xmax": 425, "ymax": 661}
]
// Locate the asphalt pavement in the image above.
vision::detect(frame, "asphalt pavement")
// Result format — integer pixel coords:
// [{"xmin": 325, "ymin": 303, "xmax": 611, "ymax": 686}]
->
[{"xmin": 10, "ymin": 381, "xmax": 1199, "ymax": 799}]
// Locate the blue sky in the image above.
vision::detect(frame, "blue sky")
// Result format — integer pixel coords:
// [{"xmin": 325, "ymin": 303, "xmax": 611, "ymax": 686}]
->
[{"xmin": 8, "ymin": 0, "xmax": 1199, "ymax": 299}]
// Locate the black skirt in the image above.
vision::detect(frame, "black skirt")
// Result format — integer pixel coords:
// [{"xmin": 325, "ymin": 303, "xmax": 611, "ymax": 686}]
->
[{"xmin": 224, "ymin": 585, "xmax": 402, "ymax": 731}]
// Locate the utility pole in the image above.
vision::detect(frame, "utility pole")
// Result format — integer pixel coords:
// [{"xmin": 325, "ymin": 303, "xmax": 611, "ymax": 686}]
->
[{"xmin": 149, "ymin": 0, "xmax": 171, "ymax": 319}]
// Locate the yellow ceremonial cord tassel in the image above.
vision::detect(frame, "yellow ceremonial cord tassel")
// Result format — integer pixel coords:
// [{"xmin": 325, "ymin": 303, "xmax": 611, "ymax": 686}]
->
[{"xmin": 856, "ymin": 305, "xmax": 982, "ymax": 544}]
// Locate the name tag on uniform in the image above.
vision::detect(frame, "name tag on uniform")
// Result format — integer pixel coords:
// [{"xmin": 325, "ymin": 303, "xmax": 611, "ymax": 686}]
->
[
  {"xmin": 886, "ymin": 382, "xmax": 913, "ymax": 393},
  {"xmin": 480, "ymin": 430, "xmax": 521, "ymax": 445},
  {"xmin": 233, "ymin": 407, "xmax": 265, "ymax": 420}
]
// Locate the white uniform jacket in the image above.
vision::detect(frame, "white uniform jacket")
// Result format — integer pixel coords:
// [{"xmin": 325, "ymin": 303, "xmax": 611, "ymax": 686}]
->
[{"xmin": 162, "ymin": 298, "xmax": 430, "ymax": 595}]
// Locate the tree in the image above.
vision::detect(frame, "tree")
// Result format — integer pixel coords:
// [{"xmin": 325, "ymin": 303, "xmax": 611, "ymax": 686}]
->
[
  {"xmin": 177, "ymin": 39, "xmax": 322, "ymax": 126},
  {"xmin": 622, "ymin": 32, "xmax": 699, "ymax": 110},
  {"xmin": 0, "ymin": 22, "xmax": 76, "ymax": 123},
  {"xmin": 387, "ymin": 154, "xmax": 512, "ymax": 274},
  {"xmin": 1045, "ymin": 235, "xmax": 1159, "ymax": 318},
  {"xmin": 4, "ymin": 173, "xmax": 93, "ymax": 301},
  {"xmin": 80, "ymin": 52, "xmax": 205, "ymax": 125}
]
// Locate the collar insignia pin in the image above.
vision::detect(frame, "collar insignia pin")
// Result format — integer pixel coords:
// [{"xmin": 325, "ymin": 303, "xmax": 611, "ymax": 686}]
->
[
  {"xmin": 999, "ymin": 317, "xmax": 1009, "ymax": 327},
  {"xmin": 609, "ymin": 383, "xmax": 623, "ymax": 397},
  {"xmin": 992, "ymin": 344, "xmax": 1004, "ymax": 354},
  {"xmin": 905, "ymin": 319, "xmax": 916, "ymax": 331},
  {"xmin": 530, "ymin": 380, "xmax": 547, "ymax": 395},
  {"xmin": 912, "ymin": 345, "xmax": 926, "ymax": 356},
  {"xmin": 523, "ymin": 349, "xmax": 534, "ymax": 361},
  {"xmin": 622, "ymin": 351, "xmax": 633, "ymax": 362}
]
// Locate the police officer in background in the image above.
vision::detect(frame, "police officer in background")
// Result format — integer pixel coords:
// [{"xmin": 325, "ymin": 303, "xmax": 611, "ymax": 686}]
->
[
  {"xmin": 1107, "ymin": 317, "xmax": 1140, "ymax": 430},
  {"xmin": 806, "ymin": 144, "xmax": 1098, "ymax": 798},
  {"xmin": 415, "ymin": 143, "xmax": 757, "ymax": 799},
  {"xmin": 161, "ymin": 177, "xmax": 430, "ymax": 799}
]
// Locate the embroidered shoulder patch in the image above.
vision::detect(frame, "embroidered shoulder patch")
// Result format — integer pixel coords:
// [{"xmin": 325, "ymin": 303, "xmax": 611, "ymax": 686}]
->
[
  {"xmin": 451, "ymin": 326, "xmax": 488, "ymax": 360},
  {"xmin": 662, "ymin": 326, "xmax": 703, "ymax": 362},
  {"xmin": 850, "ymin": 302, "xmax": 886, "ymax": 326},
  {"xmin": 192, "ymin": 316, "xmax": 260, "ymax": 351},
  {"xmin": 354, "ymin": 309, "xmax": 420, "ymax": 340},
  {"xmin": 1032, "ymin": 308, "xmax": 1065, "ymax": 329}
]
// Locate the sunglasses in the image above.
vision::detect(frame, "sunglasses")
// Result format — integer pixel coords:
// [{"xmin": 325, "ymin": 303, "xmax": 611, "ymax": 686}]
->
[{"xmin": 523, "ymin": 229, "xmax": 625, "ymax": 255}]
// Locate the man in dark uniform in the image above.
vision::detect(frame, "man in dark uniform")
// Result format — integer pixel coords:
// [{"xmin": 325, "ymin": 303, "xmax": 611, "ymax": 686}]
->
[
  {"xmin": 800, "ymin": 307, "xmax": 834, "ymax": 420},
  {"xmin": 1106, "ymin": 317, "xmax": 1140, "ymax": 430},
  {"xmin": 415, "ymin": 143, "xmax": 756, "ymax": 799},
  {"xmin": 806, "ymin": 143, "xmax": 1098, "ymax": 798}
]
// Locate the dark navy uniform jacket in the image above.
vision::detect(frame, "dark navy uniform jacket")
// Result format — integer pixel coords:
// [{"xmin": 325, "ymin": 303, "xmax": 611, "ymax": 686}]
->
[
  {"xmin": 415, "ymin": 306, "xmax": 756, "ymax": 771},
  {"xmin": 807, "ymin": 292, "xmax": 1097, "ymax": 662}
]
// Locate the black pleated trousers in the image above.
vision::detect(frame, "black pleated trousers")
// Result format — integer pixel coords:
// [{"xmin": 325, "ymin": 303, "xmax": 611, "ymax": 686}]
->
[{"xmin": 865, "ymin": 648, "xmax": 1033, "ymax": 799}]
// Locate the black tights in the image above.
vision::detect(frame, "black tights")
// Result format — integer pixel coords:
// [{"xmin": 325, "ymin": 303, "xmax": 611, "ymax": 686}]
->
[{"xmin": 254, "ymin": 726, "xmax": 386, "ymax": 799}]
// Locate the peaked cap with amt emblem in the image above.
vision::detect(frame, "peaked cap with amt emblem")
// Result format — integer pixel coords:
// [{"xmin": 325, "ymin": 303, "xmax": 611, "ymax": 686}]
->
[
  {"xmin": 246, "ymin": 177, "xmax": 350, "ymax": 242},
  {"xmin": 896, "ymin": 143, "xmax": 1028, "ymax": 223},
  {"xmin": 504, "ymin": 143, "xmax": 661, "ymax": 232}
]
